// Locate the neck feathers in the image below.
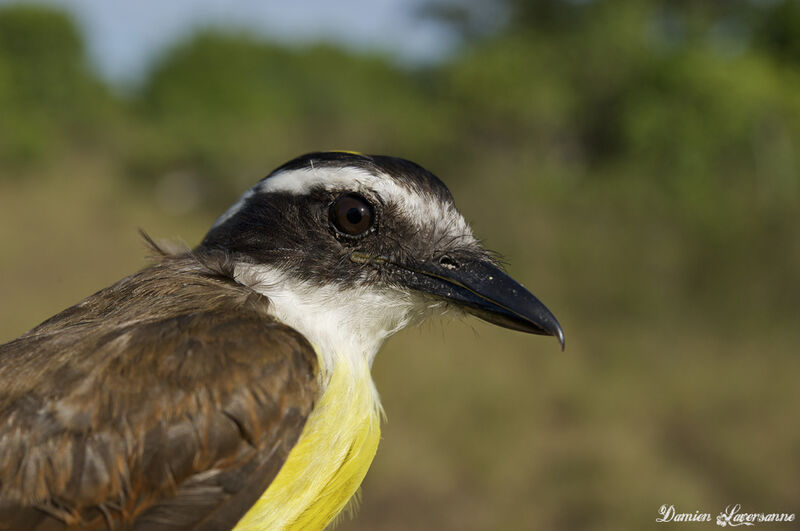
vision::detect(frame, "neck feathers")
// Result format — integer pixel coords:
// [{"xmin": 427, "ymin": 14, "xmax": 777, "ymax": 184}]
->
[{"xmin": 233, "ymin": 264, "xmax": 414, "ymax": 378}]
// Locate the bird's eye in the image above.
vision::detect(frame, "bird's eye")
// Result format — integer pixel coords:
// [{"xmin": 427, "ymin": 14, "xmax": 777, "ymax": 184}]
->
[{"xmin": 330, "ymin": 193, "xmax": 374, "ymax": 236}]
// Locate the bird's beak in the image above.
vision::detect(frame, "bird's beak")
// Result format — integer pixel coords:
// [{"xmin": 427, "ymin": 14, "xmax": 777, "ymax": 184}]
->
[{"xmin": 390, "ymin": 255, "xmax": 565, "ymax": 350}]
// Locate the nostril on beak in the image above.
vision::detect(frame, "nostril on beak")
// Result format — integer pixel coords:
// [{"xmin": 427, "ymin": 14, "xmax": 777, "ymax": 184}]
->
[{"xmin": 438, "ymin": 255, "xmax": 460, "ymax": 270}]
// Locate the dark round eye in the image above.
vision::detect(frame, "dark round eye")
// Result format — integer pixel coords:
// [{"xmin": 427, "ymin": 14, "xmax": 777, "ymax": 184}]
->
[{"xmin": 330, "ymin": 193, "xmax": 374, "ymax": 236}]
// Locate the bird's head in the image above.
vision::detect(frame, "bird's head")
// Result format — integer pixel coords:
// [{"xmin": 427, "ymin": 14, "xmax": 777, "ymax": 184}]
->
[{"xmin": 199, "ymin": 152, "xmax": 563, "ymax": 360}]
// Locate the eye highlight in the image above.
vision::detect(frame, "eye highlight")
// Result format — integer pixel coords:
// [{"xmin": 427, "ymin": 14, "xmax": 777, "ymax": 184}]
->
[{"xmin": 330, "ymin": 193, "xmax": 374, "ymax": 236}]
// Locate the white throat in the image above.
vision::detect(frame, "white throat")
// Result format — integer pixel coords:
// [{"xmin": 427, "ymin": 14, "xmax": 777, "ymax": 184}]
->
[{"xmin": 234, "ymin": 264, "xmax": 417, "ymax": 377}]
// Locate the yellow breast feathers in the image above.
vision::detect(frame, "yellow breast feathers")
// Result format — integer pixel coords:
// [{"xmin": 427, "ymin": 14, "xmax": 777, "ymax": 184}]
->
[{"xmin": 235, "ymin": 357, "xmax": 381, "ymax": 530}]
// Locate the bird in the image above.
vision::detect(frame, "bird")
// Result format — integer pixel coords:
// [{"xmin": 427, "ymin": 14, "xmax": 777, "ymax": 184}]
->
[{"xmin": 0, "ymin": 151, "xmax": 564, "ymax": 530}]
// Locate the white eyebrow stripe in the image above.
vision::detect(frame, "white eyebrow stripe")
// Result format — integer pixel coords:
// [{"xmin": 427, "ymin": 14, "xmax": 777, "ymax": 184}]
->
[
  {"xmin": 214, "ymin": 165, "xmax": 476, "ymax": 246},
  {"xmin": 210, "ymin": 188, "xmax": 254, "ymax": 229},
  {"xmin": 212, "ymin": 167, "xmax": 407, "ymax": 231},
  {"xmin": 257, "ymin": 166, "xmax": 405, "ymax": 197},
  {"xmin": 259, "ymin": 167, "xmax": 474, "ymax": 241}
]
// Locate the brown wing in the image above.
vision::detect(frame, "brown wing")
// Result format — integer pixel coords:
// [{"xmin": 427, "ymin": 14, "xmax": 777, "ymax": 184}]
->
[{"xmin": 0, "ymin": 254, "xmax": 319, "ymax": 530}]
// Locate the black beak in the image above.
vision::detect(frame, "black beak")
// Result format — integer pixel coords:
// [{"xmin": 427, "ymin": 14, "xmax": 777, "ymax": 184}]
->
[{"xmin": 390, "ymin": 256, "xmax": 565, "ymax": 350}]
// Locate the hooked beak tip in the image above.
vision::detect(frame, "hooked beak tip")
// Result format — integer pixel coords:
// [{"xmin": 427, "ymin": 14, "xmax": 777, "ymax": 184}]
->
[{"xmin": 555, "ymin": 325, "xmax": 565, "ymax": 351}]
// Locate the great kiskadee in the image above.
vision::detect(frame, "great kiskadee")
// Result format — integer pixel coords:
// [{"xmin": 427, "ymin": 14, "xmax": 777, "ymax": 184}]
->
[{"xmin": 0, "ymin": 152, "xmax": 563, "ymax": 530}]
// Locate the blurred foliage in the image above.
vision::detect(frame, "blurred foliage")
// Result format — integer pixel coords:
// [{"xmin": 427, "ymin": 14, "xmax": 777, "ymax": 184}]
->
[
  {"xmin": 0, "ymin": 1, "xmax": 798, "ymax": 530},
  {"xmin": 0, "ymin": 5, "xmax": 118, "ymax": 165},
  {"xmin": 129, "ymin": 33, "xmax": 454, "ymax": 195}
]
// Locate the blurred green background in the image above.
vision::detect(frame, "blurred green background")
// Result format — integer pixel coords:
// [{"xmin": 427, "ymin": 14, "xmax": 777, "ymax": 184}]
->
[{"xmin": 1, "ymin": 1, "xmax": 799, "ymax": 529}]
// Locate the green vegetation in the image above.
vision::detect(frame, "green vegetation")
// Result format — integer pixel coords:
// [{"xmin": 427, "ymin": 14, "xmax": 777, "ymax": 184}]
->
[{"xmin": 0, "ymin": 2, "xmax": 798, "ymax": 529}]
